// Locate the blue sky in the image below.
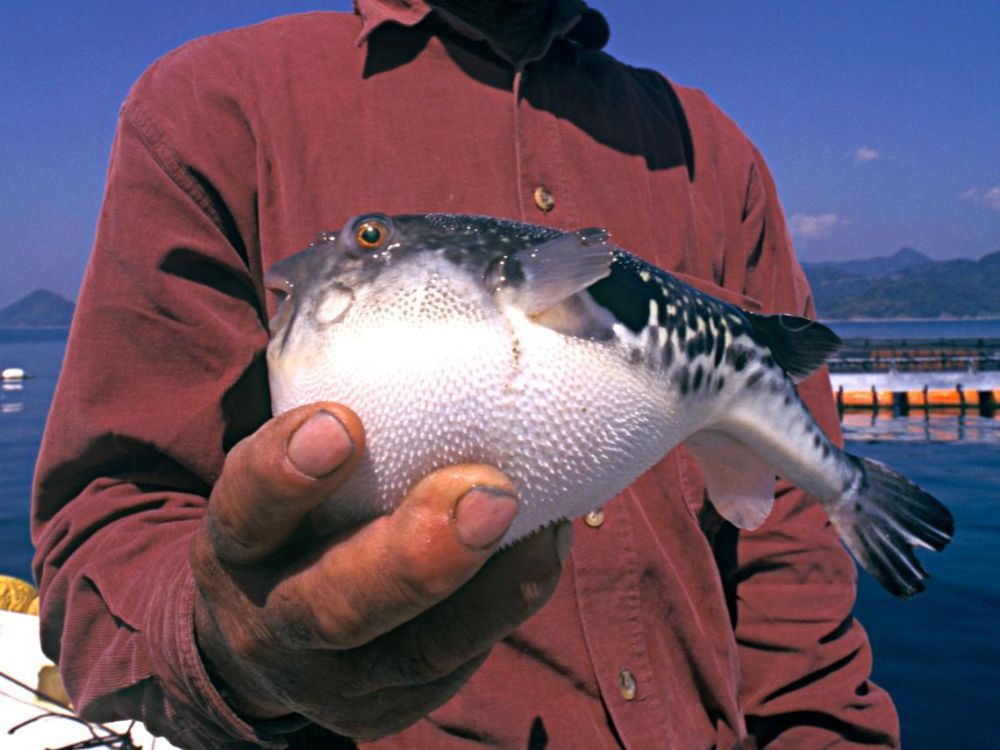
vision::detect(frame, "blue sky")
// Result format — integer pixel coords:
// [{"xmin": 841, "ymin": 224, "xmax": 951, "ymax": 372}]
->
[{"xmin": 1, "ymin": 1, "xmax": 997, "ymax": 306}]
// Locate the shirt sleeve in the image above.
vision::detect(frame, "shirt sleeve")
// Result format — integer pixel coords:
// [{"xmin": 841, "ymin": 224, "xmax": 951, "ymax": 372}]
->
[
  {"xmin": 730, "ymin": 147, "xmax": 901, "ymax": 749},
  {"xmin": 30, "ymin": 47, "xmax": 295, "ymax": 749}
]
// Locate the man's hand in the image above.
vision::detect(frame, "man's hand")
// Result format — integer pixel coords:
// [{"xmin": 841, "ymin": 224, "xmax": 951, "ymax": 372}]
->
[{"xmin": 191, "ymin": 403, "xmax": 570, "ymax": 740}]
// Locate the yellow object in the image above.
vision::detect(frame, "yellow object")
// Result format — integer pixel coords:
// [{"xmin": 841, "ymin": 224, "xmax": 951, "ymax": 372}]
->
[
  {"xmin": 0, "ymin": 575, "xmax": 38, "ymax": 613},
  {"xmin": 37, "ymin": 664, "xmax": 71, "ymax": 707}
]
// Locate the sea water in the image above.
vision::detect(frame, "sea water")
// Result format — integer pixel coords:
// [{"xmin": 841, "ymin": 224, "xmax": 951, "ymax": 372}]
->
[
  {"xmin": 852, "ymin": 440, "xmax": 999, "ymax": 747},
  {"xmin": 1, "ymin": 326, "xmax": 998, "ymax": 748},
  {"xmin": 0, "ymin": 330, "xmax": 66, "ymax": 581}
]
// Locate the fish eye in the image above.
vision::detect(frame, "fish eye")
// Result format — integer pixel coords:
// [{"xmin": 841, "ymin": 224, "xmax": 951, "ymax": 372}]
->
[{"xmin": 354, "ymin": 219, "xmax": 389, "ymax": 250}]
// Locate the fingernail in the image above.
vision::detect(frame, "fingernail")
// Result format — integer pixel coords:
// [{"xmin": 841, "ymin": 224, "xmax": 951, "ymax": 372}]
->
[
  {"xmin": 555, "ymin": 522, "xmax": 574, "ymax": 563},
  {"xmin": 287, "ymin": 410, "xmax": 353, "ymax": 478},
  {"xmin": 453, "ymin": 486, "xmax": 519, "ymax": 550}
]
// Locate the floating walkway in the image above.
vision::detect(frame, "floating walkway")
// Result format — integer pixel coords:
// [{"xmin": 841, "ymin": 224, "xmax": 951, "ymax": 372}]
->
[
  {"xmin": 831, "ymin": 372, "xmax": 1000, "ymax": 412},
  {"xmin": 827, "ymin": 337, "xmax": 1000, "ymax": 415}
]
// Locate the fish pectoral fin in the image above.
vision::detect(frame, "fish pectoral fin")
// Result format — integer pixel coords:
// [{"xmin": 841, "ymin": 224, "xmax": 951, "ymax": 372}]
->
[
  {"xmin": 746, "ymin": 312, "xmax": 842, "ymax": 381},
  {"xmin": 507, "ymin": 228, "xmax": 615, "ymax": 315},
  {"xmin": 683, "ymin": 429, "xmax": 777, "ymax": 530}
]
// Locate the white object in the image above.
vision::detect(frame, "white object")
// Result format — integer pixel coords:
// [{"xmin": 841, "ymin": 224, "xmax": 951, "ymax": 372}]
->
[{"xmin": 0, "ymin": 609, "xmax": 182, "ymax": 749}]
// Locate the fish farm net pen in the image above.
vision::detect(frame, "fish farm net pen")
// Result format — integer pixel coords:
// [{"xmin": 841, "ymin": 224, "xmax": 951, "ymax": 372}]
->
[{"xmin": 828, "ymin": 337, "xmax": 1000, "ymax": 373}]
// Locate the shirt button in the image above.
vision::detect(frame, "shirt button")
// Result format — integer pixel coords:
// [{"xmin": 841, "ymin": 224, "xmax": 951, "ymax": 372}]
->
[
  {"xmin": 584, "ymin": 508, "xmax": 605, "ymax": 527},
  {"xmin": 618, "ymin": 669, "xmax": 638, "ymax": 701},
  {"xmin": 533, "ymin": 185, "xmax": 555, "ymax": 212}
]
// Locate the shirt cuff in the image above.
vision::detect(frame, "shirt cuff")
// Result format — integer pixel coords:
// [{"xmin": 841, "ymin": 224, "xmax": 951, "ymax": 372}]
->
[{"xmin": 158, "ymin": 559, "xmax": 299, "ymax": 748}]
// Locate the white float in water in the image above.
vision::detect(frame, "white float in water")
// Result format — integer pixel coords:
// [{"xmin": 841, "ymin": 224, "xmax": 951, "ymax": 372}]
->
[{"xmin": 1, "ymin": 368, "xmax": 25, "ymax": 381}]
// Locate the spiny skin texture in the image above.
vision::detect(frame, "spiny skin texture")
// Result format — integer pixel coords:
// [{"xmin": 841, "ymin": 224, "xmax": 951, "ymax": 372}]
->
[{"xmin": 267, "ymin": 213, "xmax": 952, "ymax": 596}]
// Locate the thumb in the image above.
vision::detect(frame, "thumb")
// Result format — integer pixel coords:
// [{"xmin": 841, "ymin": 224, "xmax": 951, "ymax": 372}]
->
[
  {"xmin": 269, "ymin": 464, "xmax": 521, "ymax": 649},
  {"xmin": 207, "ymin": 402, "xmax": 365, "ymax": 566}
]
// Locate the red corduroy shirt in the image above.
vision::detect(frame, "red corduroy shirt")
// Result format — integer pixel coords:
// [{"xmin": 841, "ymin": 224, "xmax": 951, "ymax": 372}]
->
[{"xmin": 32, "ymin": 2, "xmax": 900, "ymax": 748}]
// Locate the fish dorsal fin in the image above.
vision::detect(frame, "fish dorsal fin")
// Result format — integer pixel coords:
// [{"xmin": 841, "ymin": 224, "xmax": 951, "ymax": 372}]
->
[
  {"xmin": 683, "ymin": 429, "xmax": 777, "ymax": 530},
  {"xmin": 746, "ymin": 312, "xmax": 842, "ymax": 381},
  {"xmin": 500, "ymin": 228, "xmax": 614, "ymax": 315}
]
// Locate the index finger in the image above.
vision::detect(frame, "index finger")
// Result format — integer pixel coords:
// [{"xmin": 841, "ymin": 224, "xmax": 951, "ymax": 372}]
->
[{"xmin": 207, "ymin": 402, "xmax": 365, "ymax": 565}]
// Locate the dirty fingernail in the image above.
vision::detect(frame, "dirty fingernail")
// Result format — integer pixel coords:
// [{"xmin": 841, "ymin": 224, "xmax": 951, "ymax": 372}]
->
[
  {"xmin": 555, "ymin": 522, "xmax": 574, "ymax": 563},
  {"xmin": 287, "ymin": 410, "xmax": 353, "ymax": 478},
  {"xmin": 454, "ymin": 487, "xmax": 519, "ymax": 550}
]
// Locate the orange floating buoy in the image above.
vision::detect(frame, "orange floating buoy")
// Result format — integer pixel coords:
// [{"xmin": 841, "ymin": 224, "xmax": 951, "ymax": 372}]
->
[
  {"xmin": 926, "ymin": 389, "xmax": 962, "ymax": 407},
  {"xmin": 841, "ymin": 389, "xmax": 876, "ymax": 407}
]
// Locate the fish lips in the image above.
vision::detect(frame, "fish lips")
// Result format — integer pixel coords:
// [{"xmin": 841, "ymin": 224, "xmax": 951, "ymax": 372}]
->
[
  {"xmin": 264, "ymin": 264, "xmax": 357, "ymax": 358},
  {"xmin": 264, "ymin": 267, "xmax": 296, "ymax": 336}
]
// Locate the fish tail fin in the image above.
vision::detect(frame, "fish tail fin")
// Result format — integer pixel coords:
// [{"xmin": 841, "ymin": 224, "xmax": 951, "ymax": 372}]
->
[{"xmin": 830, "ymin": 456, "xmax": 953, "ymax": 599}]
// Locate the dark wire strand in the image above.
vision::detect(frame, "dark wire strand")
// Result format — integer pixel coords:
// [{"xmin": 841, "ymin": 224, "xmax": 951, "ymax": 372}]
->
[{"xmin": 1, "ymin": 668, "xmax": 140, "ymax": 749}]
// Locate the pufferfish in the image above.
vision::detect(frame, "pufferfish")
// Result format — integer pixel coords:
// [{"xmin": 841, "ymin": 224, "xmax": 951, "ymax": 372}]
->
[{"xmin": 265, "ymin": 212, "xmax": 953, "ymax": 599}]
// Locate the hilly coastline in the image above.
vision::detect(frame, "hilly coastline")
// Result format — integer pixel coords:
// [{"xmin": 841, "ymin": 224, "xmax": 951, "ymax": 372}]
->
[
  {"xmin": 0, "ymin": 290, "xmax": 75, "ymax": 328},
  {"xmin": 803, "ymin": 248, "xmax": 1000, "ymax": 319}
]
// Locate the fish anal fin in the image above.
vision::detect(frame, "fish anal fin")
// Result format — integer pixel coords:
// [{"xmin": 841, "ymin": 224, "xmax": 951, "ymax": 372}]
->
[
  {"xmin": 746, "ymin": 312, "xmax": 842, "ymax": 381},
  {"xmin": 683, "ymin": 429, "xmax": 777, "ymax": 530},
  {"xmin": 500, "ymin": 228, "xmax": 614, "ymax": 315}
]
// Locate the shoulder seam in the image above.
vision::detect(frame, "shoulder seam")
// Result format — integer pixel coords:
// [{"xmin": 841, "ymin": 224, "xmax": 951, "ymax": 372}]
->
[{"xmin": 120, "ymin": 100, "xmax": 227, "ymax": 234}]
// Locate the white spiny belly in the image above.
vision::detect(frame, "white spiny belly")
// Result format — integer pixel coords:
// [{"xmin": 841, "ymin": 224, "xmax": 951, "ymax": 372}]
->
[{"xmin": 269, "ymin": 293, "xmax": 693, "ymax": 544}]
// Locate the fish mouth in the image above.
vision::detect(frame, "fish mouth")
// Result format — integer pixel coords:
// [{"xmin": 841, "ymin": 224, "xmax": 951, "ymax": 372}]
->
[{"xmin": 264, "ymin": 268, "xmax": 296, "ymax": 342}]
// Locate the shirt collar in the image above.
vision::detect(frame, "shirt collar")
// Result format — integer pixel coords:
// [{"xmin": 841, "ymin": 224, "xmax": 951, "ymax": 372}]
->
[{"xmin": 353, "ymin": 0, "xmax": 610, "ymax": 60}]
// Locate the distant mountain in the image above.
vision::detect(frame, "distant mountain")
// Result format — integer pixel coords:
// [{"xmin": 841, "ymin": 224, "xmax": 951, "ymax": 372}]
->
[
  {"xmin": 803, "ymin": 247, "xmax": 934, "ymax": 279},
  {"xmin": 803, "ymin": 250, "xmax": 1000, "ymax": 319},
  {"xmin": 0, "ymin": 290, "xmax": 75, "ymax": 328}
]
